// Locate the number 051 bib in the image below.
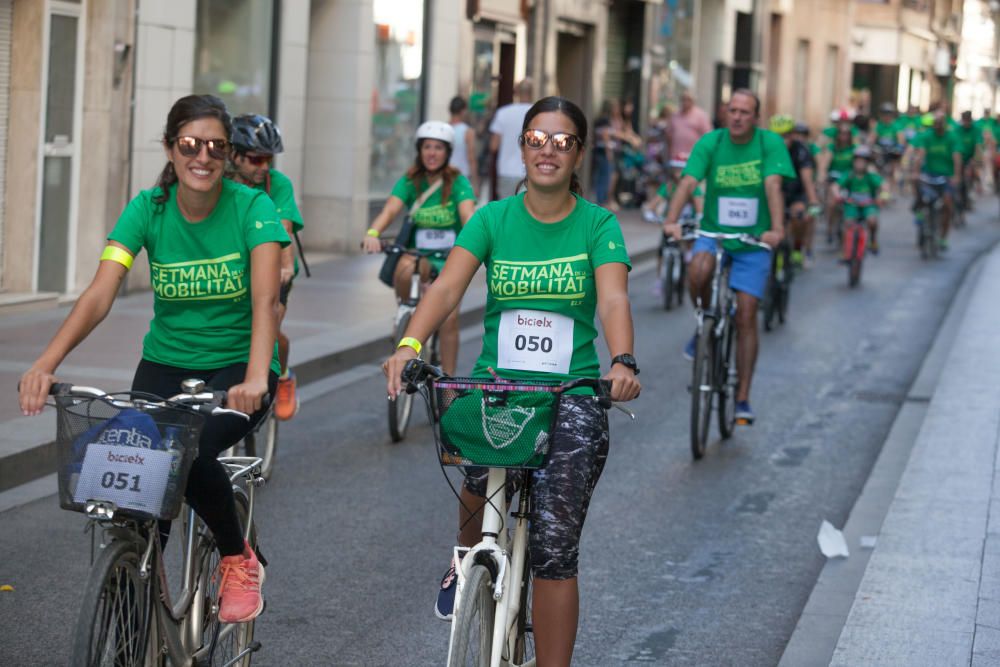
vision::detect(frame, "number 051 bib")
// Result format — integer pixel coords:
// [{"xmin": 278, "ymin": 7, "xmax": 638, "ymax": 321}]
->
[{"xmin": 497, "ymin": 309, "xmax": 574, "ymax": 374}]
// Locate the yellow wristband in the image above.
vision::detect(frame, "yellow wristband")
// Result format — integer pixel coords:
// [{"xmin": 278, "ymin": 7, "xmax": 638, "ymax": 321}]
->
[
  {"xmin": 367, "ymin": 228, "xmax": 380, "ymax": 238},
  {"xmin": 100, "ymin": 245, "xmax": 134, "ymax": 270},
  {"xmin": 397, "ymin": 337, "xmax": 422, "ymax": 356}
]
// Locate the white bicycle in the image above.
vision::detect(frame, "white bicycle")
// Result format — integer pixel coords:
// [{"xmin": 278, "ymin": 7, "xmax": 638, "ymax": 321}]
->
[{"xmin": 402, "ymin": 360, "xmax": 632, "ymax": 666}]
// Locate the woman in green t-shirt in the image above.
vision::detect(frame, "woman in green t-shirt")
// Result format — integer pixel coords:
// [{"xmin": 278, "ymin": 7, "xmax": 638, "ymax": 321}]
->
[
  {"xmin": 18, "ymin": 95, "xmax": 288, "ymax": 624},
  {"xmin": 383, "ymin": 97, "xmax": 641, "ymax": 666},
  {"xmin": 363, "ymin": 121, "xmax": 476, "ymax": 375}
]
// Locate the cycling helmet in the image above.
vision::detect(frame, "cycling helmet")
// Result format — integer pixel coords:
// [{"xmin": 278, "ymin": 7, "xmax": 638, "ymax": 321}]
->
[
  {"xmin": 853, "ymin": 145, "xmax": 873, "ymax": 160},
  {"xmin": 668, "ymin": 152, "xmax": 689, "ymax": 169},
  {"xmin": 415, "ymin": 121, "xmax": 455, "ymax": 147},
  {"xmin": 231, "ymin": 114, "xmax": 284, "ymax": 154},
  {"xmin": 793, "ymin": 122, "xmax": 810, "ymax": 135},
  {"xmin": 879, "ymin": 102, "xmax": 897, "ymax": 114},
  {"xmin": 830, "ymin": 108, "xmax": 854, "ymax": 123},
  {"xmin": 769, "ymin": 114, "xmax": 795, "ymax": 135},
  {"xmin": 921, "ymin": 112, "xmax": 936, "ymax": 127}
]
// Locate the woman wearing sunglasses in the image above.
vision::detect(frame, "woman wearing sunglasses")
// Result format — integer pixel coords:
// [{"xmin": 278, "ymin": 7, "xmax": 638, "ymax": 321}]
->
[
  {"xmin": 363, "ymin": 121, "xmax": 476, "ymax": 377},
  {"xmin": 383, "ymin": 96, "xmax": 641, "ymax": 666},
  {"xmin": 229, "ymin": 113, "xmax": 304, "ymax": 422},
  {"xmin": 17, "ymin": 94, "xmax": 288, "ymax": 623}
]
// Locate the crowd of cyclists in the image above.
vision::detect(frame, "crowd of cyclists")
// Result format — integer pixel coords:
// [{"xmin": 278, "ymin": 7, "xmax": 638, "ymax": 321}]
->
[{"xmin": 14, "ymin": 84, "xmax": 998, "ymax": 665}]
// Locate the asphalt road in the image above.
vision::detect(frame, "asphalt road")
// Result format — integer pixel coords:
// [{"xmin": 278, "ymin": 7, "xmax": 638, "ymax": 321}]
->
[{"xmin": 2, "ymin": 195, "xmax": 999, "ymax": 666}]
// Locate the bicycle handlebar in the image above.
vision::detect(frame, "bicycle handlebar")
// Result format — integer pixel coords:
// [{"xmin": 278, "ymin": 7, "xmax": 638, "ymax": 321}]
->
[
  {"xmin": 379, "ymin": 242, "xmax": 449, "ymax": 261},
  {"xmin": 45, "ymin": 383, "xmax": 251, "ymax": 420},
  {"xmin": 695, "ymin": 230, "xmax": 772, "ymax": 251}
]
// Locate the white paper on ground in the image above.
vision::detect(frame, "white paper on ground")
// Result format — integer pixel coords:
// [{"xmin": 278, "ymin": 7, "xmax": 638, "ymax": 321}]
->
[
  {"xmin": 860, "ymin": 535, "xmax": 878, "ymax": 549},
  {"xmin": 817, "ymin": 520, "xmax": 850, "ymax": 558}
]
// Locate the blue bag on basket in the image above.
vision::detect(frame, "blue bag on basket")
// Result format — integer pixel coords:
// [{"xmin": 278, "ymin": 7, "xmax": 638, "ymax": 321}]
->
[{"xmin": 71, "ymin": 408, "xmax": 163, "ymax": 465}]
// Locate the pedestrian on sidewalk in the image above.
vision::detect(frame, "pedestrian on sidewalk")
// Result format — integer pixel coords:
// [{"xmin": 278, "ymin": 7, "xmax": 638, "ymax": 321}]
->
[
  {"xmin": 449, "ymin": 95, "xmax": 479, "ymax": 196},
  {"xmin": 489, "ymin": 79, "xmax": 534, "ymax": 199},
  {"xmin": 17, "ymin": 94, "xmax": 286, "ymax": 623}
]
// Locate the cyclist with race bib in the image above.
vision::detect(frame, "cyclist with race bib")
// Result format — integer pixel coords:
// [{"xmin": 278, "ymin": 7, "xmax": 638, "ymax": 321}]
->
[
  {"xmin": 663, "ymin": 89, "xmax": 795, "ymax": 425},
  {"xmin": 383, "ymin": 96, "xmax": 640, "ymax": 667},
  {"xmin": 229, "ymin": 114, "xmax": 304, "ymax": 420},
  {"xmin": 823, "ymin": 120, "xmax": 859, "ymax": 244},
  {"xmin": 770, "ymin": 114, "xmax": 820, "ymax": 267},
  {"xmin": 17, "ymin": 95, "xmax": 288, "ymax": 623},
  {"xmin": 363, "ymin": 121, "xmax": 476, "ymax": 376},
  {"xmin": 910, "ymin": 111, "xmax": 962, "ymax": 251},
  {"xmin": 954, "ymin": 110, "xmax": 983, "ymax": 210},
  {"xmin": 831, "ymin": 145, "xmax": 888, "ymax": 256}
]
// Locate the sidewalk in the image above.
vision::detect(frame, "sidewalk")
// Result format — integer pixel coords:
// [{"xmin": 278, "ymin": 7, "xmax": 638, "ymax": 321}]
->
[
  {"xmin": 782, "ymin": 241, "xmax": 1000, "ymax": 666},
  {"xmin": 0, "ymin": 211, "xmax": 661, "ymax": 492}
]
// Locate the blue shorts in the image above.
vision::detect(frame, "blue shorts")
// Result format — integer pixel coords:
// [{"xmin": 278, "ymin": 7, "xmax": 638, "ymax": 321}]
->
[{"xmin": 692, "ymin": 236, "xmax": 771, "ymax": 300}]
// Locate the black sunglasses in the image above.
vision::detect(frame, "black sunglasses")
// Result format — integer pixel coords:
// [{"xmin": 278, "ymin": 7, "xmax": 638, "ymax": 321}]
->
[
  {"xmin": 519, "ymin": 129, "xmax": 582, "ymax": 153},
  {"xmin": 173, "ymin": 136, "xmax": 230, "ymax": 160}
]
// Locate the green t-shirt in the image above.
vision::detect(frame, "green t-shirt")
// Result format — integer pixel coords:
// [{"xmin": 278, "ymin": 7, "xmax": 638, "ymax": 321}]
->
[
  {"xmin": 837, "ymin": 171, "xmax": 883, "ymax": 200},
  {"xmin": 974, "ymin": 117, "xmax": 997, "ymax": 141},
  {"xmin": 391, "ymin": 173, "xmax": 476, "ymax": 258},
  {"xmin": 108, "ymin": 180, "xmax": 290, "ymax": 373},
  {"xmin": 246, "ymin": 168, "xmax": 303, "ymax": 274},
  {"xmin": 894, "ymin": 115, "xmax": 920, "ymax": 142},
  {"xmin": 912, "ymin": 129, "xmax": 961, "ymax": 176},
  {"xmin": 874, "ymin": 120, "xmax": 897, "ymax": 140},
  {"xmin": 682, "ymin": 128, "xmax": 795, "ymax": 251},
  {"xmin": 953, "ymin": 125, "xmax": 982, "ymax": 161},
  {"xmin": 455, "ymin": 193, "xmax": 631, "ymax": 385},
  {"xmin": 823, "ymin": 125, "xmax": 860, "ymax": 141},
  {"xmin": 827, "ymin": 143, "xmax": 856, "ymax": 176},
  {"xmin": 809, "ymin": 142, "xmax": 821, "ymax": 157}
]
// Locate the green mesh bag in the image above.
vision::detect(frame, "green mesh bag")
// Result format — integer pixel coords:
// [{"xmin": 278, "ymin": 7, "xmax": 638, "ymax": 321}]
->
[{"xmin": 435, "ymin": 378, "xmax": 562, "ymax": 469}]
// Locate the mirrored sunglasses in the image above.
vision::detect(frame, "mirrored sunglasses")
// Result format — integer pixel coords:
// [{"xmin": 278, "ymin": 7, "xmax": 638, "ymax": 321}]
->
[
  {"xmin": 174, "ymin": 136, "xmax": 229, "ymax": 160},
  {"xmin": 520, "ymin": 129, "xmax": 581, "ymax": 153}
]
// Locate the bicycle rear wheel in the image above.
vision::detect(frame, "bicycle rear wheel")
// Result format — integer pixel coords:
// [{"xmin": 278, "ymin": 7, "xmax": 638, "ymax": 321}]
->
[
  {"xmin": 690, "ymin": 321, "xmax": 715, "ymax": 460},
  {"xmin": 448, "ymin": 564, "xmax": 496, "ymax": 667},
  {"xmin": 661, "ymin": 251, "xmax": 675, "ymax": 311},
  {"xmin": 776, "ymin": 243, "xmax": 791, "ymax": 325},
  {"xmin": 388, "ymin": 311, "xmax": 415, "ymax": 442},
  {"xmin": 716, "ymin": 320, "xmax": 737, "ymax": 440},
  {"xmin": 244, "ymin": 411, "xmax": 278, "ymax": 481},
  {"xmin": 71, "ymin": 538, "xmax": 153, "ymax": 667}
]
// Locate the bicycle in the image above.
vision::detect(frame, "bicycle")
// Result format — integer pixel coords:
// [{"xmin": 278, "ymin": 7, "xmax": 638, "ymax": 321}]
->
[
  {"xmin": 400, "ymin": 359, "xmax": 633, "ymax": 667},
  {"xmin": 382, "ymin": 243, "xmax": 448, "ymax": 442},
  {"xmin": 658, "ymin": 218, "xmax": 697, "ymax": 311},
  {"xmin": 48, "ymin": 379, "xmax": 265, "ymax": 667},
  {"xmin": 762, "ymin": 213, "xmax": 793, "ymax": 332},
  {"xmin": 841, "ymin": 194, "xmax": 871, "ymax": 288},
  {"xmin": 914, "ymin": 174, "xmax": 948, "ymax": 260},
  {"xmin": 238, "ymin": 400, "xmax": 277, "ymax": 481},
  {"xmin": 689, "ymin": 231, "xmax": 772, "ymax": 460}
]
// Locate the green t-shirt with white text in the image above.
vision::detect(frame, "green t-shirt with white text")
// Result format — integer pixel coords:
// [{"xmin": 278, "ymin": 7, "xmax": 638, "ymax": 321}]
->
[
  {"xmin": 682, "ymin": 128, "xmax": 795, "ymax": 251},
  {"xmin": 109, "ymin": 180, "xmax": 290, "ymax": 373},
  {"xmin": 912, "ymin": 129, "xmax": 961, "ymax": 176},
  {"xmin": 391, "ymin": 174, "xmax": 475, "ymax": 268},
  {"xmin": 837, "ymin": 171, "xmax": 882, "ymax": 199},
  {"xmin": 455, "ymin": 193, "xmax": 631, "ymax": 385}
]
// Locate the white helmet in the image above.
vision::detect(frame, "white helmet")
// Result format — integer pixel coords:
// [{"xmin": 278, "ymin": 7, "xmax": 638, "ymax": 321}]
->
[{"xmin": 415, "ymin": 121, "xmax": 455, "ymax": 147}]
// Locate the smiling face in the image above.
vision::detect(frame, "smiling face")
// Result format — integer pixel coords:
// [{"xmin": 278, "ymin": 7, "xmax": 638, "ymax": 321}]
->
[
  {"xmin": 521, "ymin": 111, "xmax": 583, "ymax": 193},
  {"xmin": 164, "ymin": 117, "xmax": 228, "ymax": 194},
  {"xmin": 419, "ymin": 139, "xmax": 449, "ymax": 172}
]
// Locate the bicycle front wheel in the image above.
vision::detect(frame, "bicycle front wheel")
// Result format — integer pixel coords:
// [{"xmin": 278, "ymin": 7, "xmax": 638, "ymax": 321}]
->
[
  {"xmin": 244, "ymin": 412, "xmax": 278, "ymax": 481},
  {"xmin": 511, "ymin": 560, "xmax": 534, "ymax": 665},
  {"xmin": 690, "ymin": 322, "xmax": 715, "ymax": 460},
  {"xmin": 448, "ymin": 564, "xmax": 496, "ymax": 667},
  {"xmin": 389, "ymin": 311, "xmax": 415, "ymax": 442},
  {"xmin": 71, "ymin": 538, "xmax": 153, "ymax": 667},
  {"xmin": 717, "ymin": 321, "xmax": 737, "ymax": 440}
]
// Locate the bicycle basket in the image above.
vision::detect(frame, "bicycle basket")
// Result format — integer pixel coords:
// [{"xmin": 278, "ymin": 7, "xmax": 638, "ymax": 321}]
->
[
  {"xmin": 54, "ymin": 394, "xmax": 206, "ymax": 521},
  {"xmin": 434, "ymin": 378, "xmax": 562, "ymax": 469}
]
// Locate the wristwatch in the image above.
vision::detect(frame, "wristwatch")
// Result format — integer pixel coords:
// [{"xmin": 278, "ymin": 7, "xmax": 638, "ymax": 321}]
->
[{"xmin": 611, "ymin": 354, "xmax": 640, "ymax": 375}]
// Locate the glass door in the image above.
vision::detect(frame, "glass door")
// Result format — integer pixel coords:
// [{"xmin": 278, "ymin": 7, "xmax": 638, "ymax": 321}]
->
[{"xmin": 36, "ymin": 0, "xmax": 83, "ymax": 293}]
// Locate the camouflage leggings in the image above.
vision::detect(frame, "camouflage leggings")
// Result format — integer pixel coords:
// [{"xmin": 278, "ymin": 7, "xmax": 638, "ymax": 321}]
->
[{"xmin": 463, "ymin": 395, "xmax": 610, "ymax": 580}]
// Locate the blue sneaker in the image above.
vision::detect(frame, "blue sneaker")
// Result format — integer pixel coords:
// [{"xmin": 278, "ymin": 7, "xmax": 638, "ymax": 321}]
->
[
  {"xmin": 683, "ymin": 335, "xmax": 696, "ymax": 362},
  {"xmin": 735, "ymin": 401, "xmax": 755, "ymax": 425},
  {"xmin": 434, "ymin": 558, "xmax": 459, "ymax": 621}
]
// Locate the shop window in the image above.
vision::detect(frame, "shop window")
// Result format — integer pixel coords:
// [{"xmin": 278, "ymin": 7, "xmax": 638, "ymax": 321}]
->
[
  {"xmin": 194, "ymin": 0, "xmax": 277, "ymax": 117},
  {"xmin": 371, "ymin": 0, "xmax": 425, "ymax": 196}
]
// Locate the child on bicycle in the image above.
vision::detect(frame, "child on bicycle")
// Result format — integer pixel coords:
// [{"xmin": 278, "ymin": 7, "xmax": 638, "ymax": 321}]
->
[
  {"xmin": 383, "ymin": 96, "xmax": 640, "ymax": 667},
  {"xmin": 18, "ymin": 94, "xmax": 288, "ymax": 624},
  {"xmin": 831, "ymin": 145, "xmax": 888, "ymax": 256},
  {"xmin": 362, "ymin": 121, "xmax": 476, "ymax": 375}
]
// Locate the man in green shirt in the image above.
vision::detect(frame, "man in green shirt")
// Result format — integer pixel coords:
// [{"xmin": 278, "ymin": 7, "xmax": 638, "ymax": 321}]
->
[
  {"xmin": 910, "ymin": 112, "xmax": 962, "ymax": 248},
  {"xmin": 663, "ymin": 89, "xmax": 795, "ymax": 425},
  {"xmin": 230, "ymin": 114, "xmax": 305, "ymax": 420},
  {"xmin": 954, "ymin": 111, "xmax": 983, "ymax": 209}
]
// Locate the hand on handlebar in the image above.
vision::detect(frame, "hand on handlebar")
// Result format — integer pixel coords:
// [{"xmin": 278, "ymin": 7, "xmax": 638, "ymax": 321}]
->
[
  {"xmin": 383, "ymin": 346, "xmax": 419, "ymax": 399},
  {"xmin": 18, "ymin": 367, "xmax": 58, "ymax": 417},
  {"xmin": 761, "ymin": 230, "xmax": 784, "ymax": 250},
  {"xmin": 602, "ymin": 364, "xmax": 641, "ymax": 402},
  {"xmin": 362, "ymin": 235, "xmax": 383, "ymax": 254},
  {"xmin": 227, "ymin": 377, "xmax": 269, "ymax": 416},
  {"xmin": 663, "ymin": 222, "xmax": 683, "ymax": 241}
]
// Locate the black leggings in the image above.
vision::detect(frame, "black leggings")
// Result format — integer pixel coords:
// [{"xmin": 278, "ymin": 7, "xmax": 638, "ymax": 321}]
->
[{"xmin": 132, "ymin": 359, "xmax": 277, "ymax": 556}]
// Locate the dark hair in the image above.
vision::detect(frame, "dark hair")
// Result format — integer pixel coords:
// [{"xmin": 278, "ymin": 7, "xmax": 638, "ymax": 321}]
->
[
  {"xmin": 449, "ymin": 96, "xmax": 467, "ymax": 115},
  {"xmin": 407, "ymin": 140, "xmax": 458, "ymax": 204},
  {"xmin": 730, "ymin": 88, "xmax": 761, "ymax": 117},
  {"xmin": 516, "ymin": 96, "xmax": 588, "ymax": 196},
  {"xmin": 153, "ymin": 94, "xmax": 232, "ymax": 205}
]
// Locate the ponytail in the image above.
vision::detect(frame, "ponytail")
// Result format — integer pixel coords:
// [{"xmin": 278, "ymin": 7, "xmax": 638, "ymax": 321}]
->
[{"xmin": 152, "ymin": 161, "xmax": 177, "ymax": 206}]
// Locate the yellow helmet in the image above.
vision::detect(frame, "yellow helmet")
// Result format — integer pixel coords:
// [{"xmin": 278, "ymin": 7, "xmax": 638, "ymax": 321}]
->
[{"xmin": 769, "ymin": 114, "xmax": 795, "ymax": 135}]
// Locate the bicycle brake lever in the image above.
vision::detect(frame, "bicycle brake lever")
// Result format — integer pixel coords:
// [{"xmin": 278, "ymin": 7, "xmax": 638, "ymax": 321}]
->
[{"xmin": 612, "ymin": 403, "xmax": 636, "ymax": 420}]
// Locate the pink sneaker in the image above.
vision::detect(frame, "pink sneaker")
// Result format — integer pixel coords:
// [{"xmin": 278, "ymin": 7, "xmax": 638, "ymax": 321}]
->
[{"xmin": 218, "ymin": 542, "xmax": 265, "ymax": 623}]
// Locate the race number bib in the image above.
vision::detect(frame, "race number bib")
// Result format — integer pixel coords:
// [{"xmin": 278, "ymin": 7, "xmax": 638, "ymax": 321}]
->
[
  {"xmin": 415, "ymin": 228, "xmax": 456, "ymax": 250},
  {"xmin": 497, "ymin": 309, "xmax": 574, "ymax": 374},
  {"xmin": 718, "ymin": 197, "xmax": 759, "ymax": 228},
  {"xmin": 73, "ymin": 444, "xmax": 172, "ymax": 516}
]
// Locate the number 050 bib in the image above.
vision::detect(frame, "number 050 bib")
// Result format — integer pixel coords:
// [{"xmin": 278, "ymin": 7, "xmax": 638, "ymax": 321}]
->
[
  {"xmin": 415, "ymin": 228, "xmax": 456, "ymax": 250},
  {"xmin": 718, "ymin": 197, "xmax": 759, "ymax": 228},
  {"xmin": 497, "ymin": 309, "xmax": 574, "ymax": 374}
]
